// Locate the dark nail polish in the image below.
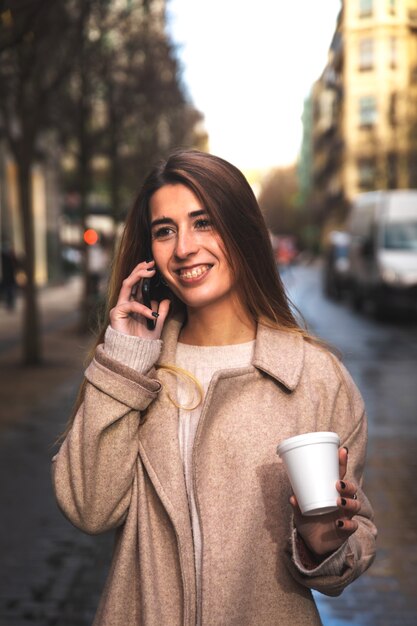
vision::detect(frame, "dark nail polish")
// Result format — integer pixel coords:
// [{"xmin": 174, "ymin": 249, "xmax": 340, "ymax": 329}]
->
[
  {"xmin": 343, "ymin": 446, "xmax": 349, "ymax": 454},
  {"xmin": 152, "ymin": 312, "xmax": 159, "ymax": 318},
  {"xmin": 146, "ymin": 267, "xmax": 154, "ymax": 271},
  {"xmin": 340, "ymin": 480, "xmax": 346, "ymax": 490},
  {"xmin": 341, "ymin": 498, "xmax": 347, "ymax": 506},
  {"xmin": 337, "ymin": 520, "xmax": 344, "ymax": 528}
]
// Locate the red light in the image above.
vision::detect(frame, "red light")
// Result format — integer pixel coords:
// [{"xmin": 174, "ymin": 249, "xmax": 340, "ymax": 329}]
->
[{"xmin": 84, "ymin": 229, "xmax": 99, "ymax": 245}]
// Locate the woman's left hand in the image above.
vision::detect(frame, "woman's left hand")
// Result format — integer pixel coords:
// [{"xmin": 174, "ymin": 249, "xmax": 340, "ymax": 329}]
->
[{"xmin": 290, "ymin": 447, "xmax": 361, "ymax": 558}]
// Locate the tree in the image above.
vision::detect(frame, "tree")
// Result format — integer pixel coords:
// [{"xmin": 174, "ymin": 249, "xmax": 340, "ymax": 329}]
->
[
  {"xmin": 0, "ymin": 0, "xmax": 205, "ymax": 350},
  {"xmin": 57, "ymin": 0, "xmax": 204, "ymax": 331},
  {"xmin": 95, "ymin": 4, "xmax": 205, "ymax": 210},
  {"xmin": 258, "ymin": 166, "xmax": 299, "ymax": 235},
  {"xmin": 0, "ymin": 0, "xmax": 89, "ymax": 364}
]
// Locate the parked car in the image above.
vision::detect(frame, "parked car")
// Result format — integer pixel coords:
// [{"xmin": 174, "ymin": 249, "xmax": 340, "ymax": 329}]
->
[
  {"xmin": 346, "ymin": 190, "xmax": 417, "ymax": 316},
  {"xmin": 323, "ymin": 231, "xmax": 351, "ymax": 300}
]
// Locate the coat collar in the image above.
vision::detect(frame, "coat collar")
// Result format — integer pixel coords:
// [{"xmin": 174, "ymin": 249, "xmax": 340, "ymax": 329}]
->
[
  {"xmin": 159, "ymin": 313, "xmax": 305, "ymax": 392},
  {"xmin": 253, "ymin": 323, "xmax": 305, "ymax": 391}
]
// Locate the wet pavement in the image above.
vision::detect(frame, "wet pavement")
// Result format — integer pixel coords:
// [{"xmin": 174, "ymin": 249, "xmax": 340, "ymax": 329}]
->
[
  {"xmin": 284, "ymin": 263, "xmax": 417, "ymax": 626},
  {"xmin": 0, "ymin": 279, "xmax": 113, "ymax": 626},
  {"xmin": 0, "ymin": 267, "xmax": 417, "ymax": 625}
]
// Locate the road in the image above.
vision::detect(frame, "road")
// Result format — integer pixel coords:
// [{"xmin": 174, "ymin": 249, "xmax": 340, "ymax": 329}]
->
[
  {"xmin": 0, "ymin": 267, "xmax": 416, "ymax": 625},
  {"xmin": 284, "ymin": 263, "xmax": 417, "ymax": 626}
]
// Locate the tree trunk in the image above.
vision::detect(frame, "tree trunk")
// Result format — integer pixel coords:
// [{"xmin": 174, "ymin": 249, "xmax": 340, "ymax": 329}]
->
[
  {"xmin": 77, "ymin": 25, "xmax": 93, "ymax": 334},
  {"xmin": 18, "ymin": 156, "xmax": 42, "ymax": 365},
  {"xmin": 78, "ymin": 134, "xmax": 92, "ymax": 334},
  {"xmin": 108, "ymin": 83, "xmax": 121, "ymax": 229}
]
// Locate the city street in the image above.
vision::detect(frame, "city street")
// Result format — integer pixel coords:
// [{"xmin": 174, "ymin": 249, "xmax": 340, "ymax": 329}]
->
[
  {"xmin": 0, "ymin": 265, "xmax": 416, "ymax": 625},
  {"xmin": 285, "ymin": 263, "xmax": 417, "ymax": 626}
]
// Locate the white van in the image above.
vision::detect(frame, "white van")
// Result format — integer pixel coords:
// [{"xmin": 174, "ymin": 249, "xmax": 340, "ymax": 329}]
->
[{"xmin": 346, "ymin": 190, "xmax": 417, "ymax": 315}]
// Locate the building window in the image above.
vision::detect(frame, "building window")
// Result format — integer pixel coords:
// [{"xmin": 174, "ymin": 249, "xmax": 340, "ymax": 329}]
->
[
  {"xmin": 318, "ymin": 89, "xmax": 337, "ymax": 132},
  {"xmin": 388, "ymin": 92, "xmax": 397, "ymax": 126},
  {"xmin": 359, "ymin": 96, "xmax": 377, "ymax": 126},
  {"xmin": 358, "ymin": 159, "xmax": 376, "ymax": 190},
  {"xmin": 359, "ymin": 39, "xmax": 374, "ymax": 70},
  {"xmin": 359, "ymin": 0, "xmax": 373, "ymax": 17},
  {"xmin": 409, "ymin": 152, "xmax": 417, "ymax": 187},
  {"xmin": 389, "ymin": 37, "xmax": 397, "ymax": 68},
  {"xmin": 387, "ymin": 152, "xmax": 398, "ymax": 189}
]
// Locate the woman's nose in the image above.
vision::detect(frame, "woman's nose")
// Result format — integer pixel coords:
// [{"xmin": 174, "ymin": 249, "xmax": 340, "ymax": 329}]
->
[{"xmin": 174, "ymin": 229, "xmax": 199, "ymax": 259}]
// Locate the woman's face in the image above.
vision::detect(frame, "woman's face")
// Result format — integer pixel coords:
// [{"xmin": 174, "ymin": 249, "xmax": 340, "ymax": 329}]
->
[{"xmin": 149, "ymin": 183, "xmax": 238, "ymax": 313}]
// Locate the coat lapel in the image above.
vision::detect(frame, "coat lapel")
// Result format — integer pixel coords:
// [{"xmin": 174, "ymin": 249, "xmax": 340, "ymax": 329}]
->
[
  {"xmin": 137, "ymin": 314, "xmax": 193, "ymax": 539},
  {"xmin": 253, "ymin": 323, "xmax": 305, "ymax": 390}
]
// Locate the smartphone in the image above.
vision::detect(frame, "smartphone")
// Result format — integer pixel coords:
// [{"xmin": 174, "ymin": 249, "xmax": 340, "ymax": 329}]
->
[{"xmin": 141, "ymin": 261, "xmax": 171, "ymax": 330}]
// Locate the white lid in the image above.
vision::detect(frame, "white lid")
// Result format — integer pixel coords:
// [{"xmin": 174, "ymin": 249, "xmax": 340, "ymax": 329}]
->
[{"xmin": 276, "ymin": 431, "xmax": 340, "ymax": 457}]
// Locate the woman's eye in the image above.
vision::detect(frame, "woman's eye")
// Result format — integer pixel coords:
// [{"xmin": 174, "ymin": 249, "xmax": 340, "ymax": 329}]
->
[
  {"xmin": 195, "ymin": 218, "xmax": 213, "ymax": 230},
  {"xmin": 152, "ymin": 226, "xmax": 175, "ymax": 240}
]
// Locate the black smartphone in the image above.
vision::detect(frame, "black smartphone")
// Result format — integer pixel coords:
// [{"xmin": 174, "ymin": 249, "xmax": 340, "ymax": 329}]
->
[{"xmin": 141, "ymin": 261, "xmax": 171, "ymax": 330}]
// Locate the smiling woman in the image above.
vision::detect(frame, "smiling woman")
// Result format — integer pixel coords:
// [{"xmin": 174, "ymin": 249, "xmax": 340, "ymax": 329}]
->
[{"xmin": 52, "ymin": 149, "xmax": 376, "ymax": 626}]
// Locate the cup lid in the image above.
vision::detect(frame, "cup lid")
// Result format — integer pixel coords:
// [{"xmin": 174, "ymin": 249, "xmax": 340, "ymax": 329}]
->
[{"xmin": 276, "ymin": 431, "xmax": 340, "ymax": 457}]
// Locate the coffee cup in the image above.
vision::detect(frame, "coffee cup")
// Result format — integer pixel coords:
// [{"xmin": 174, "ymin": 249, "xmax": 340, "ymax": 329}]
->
[{"xmin": 276, "ymin": 431, "xmax": 340, "ymax": 516}]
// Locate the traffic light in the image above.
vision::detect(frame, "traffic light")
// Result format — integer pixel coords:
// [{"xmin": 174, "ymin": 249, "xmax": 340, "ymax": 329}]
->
[{"xmin": 83, "ymin": 229, "xmax": 99, "ymax": 245}]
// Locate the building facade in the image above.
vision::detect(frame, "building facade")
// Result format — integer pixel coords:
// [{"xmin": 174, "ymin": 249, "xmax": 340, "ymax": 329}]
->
[
  {"xmin": 310, "ymin": 0, "xmax": 417, "ymax": 233},
  {"xmin": 0, "ymin": 139, "xmax": 56, "ymax": 286}
]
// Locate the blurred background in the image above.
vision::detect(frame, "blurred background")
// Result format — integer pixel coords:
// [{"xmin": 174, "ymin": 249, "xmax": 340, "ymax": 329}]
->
[{"xmin": 0, "ymin": 0, "xmax": 416, "ymax": 624}]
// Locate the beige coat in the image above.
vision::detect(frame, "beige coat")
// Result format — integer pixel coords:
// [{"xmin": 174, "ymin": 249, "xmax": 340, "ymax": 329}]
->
[{"xmin": 52, "ymin": 316, "xmax": 376, "ymax": 626}]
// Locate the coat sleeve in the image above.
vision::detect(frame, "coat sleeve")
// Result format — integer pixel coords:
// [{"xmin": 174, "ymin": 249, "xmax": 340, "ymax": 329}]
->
[
  {"xmin": 284, "ymin": 356, "xmax": 377, "ymax": 596},
  {"xmin": 51, "ymin": 345, "xmax": 161, "ymax": 535}
]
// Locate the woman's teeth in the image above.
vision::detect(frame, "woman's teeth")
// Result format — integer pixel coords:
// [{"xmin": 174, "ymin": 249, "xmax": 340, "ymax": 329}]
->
[{"xmin": 179, "ymin": 265, "xmax": 210, "ymax": 279}]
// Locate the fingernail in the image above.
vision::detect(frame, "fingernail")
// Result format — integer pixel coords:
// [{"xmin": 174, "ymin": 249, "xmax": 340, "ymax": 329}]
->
[
  {"xmin": 340, "ymin": 480, "xmax": 346, "ymax": 490},
  {"xmin": 343, "ymin": 446, "xmax": 349, "ymax": 454},
  {"xmin": 152, "ymin": 312, "xmax": 159, "ymax": 318},
  {"xmin": 341, "ymin": 497, "xmax": 347, "ymax": 506},
  {"xmin": 337, "ymin": 520, "xmax": 344, "ymax": 528}
]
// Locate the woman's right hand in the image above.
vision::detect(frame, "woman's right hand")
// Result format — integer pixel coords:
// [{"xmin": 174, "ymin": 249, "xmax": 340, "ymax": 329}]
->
[{"xmin": 109, "ymin": 260, "xmax": 170, "ymax": 339}]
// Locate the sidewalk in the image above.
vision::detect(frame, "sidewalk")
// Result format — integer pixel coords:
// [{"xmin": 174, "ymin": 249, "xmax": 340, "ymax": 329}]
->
[
  {"xmin": 0, "ymin": 277, "xmax": 91, "ymax": 428},
  {"xmin": 0, "ymin": 278, "xmax": 113, "ymax": 626},
  {"xmin": 0, "ymin": 276, "xmax": 85, "ymax": 350}
]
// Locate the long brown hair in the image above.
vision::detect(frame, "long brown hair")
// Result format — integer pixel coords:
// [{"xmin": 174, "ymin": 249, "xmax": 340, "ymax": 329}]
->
[
  {"xmin": 122, "ymin": 149, "xmax": 302, "ymax": 326},
  {"xmin": 63, "ymin": 149, "xmax": 312, "ymax": 438}
]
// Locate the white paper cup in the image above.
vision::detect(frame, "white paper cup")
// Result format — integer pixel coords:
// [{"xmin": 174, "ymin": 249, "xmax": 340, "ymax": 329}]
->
[{"xmin": 277, "ymin": 431, "xmax": 340, "ymax": 516}]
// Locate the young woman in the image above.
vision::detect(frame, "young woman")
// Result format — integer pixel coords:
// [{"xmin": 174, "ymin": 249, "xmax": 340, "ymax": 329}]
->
[{"xmin": 52, "ymin": 150, "xmax": 376, "ymax": 626}]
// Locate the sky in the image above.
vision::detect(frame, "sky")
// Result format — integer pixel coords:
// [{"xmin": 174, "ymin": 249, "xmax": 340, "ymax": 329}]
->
[{"xmin": 167, "ymin": 0, "xmax": 341, "ymax": 172}]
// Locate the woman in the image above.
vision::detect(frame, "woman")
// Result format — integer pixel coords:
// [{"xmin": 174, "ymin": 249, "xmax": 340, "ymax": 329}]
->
[{"xmin": 52, "ymin": 149, "xmax": 376, "ymax": 626}]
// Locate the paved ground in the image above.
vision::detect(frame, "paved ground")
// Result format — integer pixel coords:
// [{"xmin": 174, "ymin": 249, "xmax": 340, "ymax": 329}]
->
[
  {"xmin": 1, "ymin": 269, "xmax": 417, "ymax": 625},
  {"xmin": 285, "ymin": 264, "xmax": 417, "ymax": 626},
  {"xmin": 0, "ymin": 279, "xmax": 113, "ymax": 626}
]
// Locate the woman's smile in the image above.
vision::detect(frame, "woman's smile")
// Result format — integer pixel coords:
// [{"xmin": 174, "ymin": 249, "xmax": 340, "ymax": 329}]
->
[{"xmin": 176, "ymin": 263, "xmax": 213, "ymax": 282}]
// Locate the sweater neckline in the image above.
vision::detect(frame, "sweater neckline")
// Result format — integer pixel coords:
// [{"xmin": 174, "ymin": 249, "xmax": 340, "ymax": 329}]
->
[
  {"xmin": 177, "ymin": 340, "xmax": 255, "ymax": 350},
  {"xmin": 176, "ymin": 340, "xmax": 255, "ymax": 371}
]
